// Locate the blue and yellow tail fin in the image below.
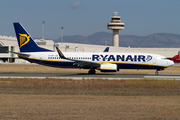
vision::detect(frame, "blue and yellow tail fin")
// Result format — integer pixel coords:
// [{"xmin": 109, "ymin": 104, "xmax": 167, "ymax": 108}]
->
[{"xmin": 13, "ymin": 22, "xmax": 52, "ymax": 52}]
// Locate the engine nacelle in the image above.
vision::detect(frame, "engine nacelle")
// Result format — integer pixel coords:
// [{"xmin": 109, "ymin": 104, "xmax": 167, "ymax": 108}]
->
[{"xmin": 100, "ymin": 63, "xmax": 117, "ymax": 72}]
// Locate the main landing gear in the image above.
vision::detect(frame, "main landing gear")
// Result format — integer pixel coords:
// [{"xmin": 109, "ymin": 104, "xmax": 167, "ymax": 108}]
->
[
  {"xmin": 155, "ymin": 70, "xmax": 159, "ymax": 75},
  {"xmin": 88, "ymin": 69, "xmax": 96, "ymax": 74}
]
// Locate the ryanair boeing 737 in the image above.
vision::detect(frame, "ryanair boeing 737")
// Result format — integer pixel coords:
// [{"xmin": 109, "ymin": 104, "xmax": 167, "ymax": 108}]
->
[{"xmin": 12, "ymin": 22, "xmax": 174, "ymax": 74}]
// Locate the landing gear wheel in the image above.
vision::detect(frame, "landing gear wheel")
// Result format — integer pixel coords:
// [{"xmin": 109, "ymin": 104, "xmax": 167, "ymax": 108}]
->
[
  {"xmin": 155, "ymin": 71, "xmax": 159, "ymax": 75},
  {"xmin": 88, "ymin": 69, "xmax": 96, "ymax": 74}
]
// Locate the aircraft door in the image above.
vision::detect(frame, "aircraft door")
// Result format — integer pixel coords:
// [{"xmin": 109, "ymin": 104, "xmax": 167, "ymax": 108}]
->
[
  {"xmin": 153, "ymin": 56, "xmax": 156, "ymax": 64},
  {"xmin": 40, "ymin": 54, "xmax": 43, "ymax": 59},
  {"xmin": 39, "ymin": 54, "xmax": 43, "ymax": 64}
]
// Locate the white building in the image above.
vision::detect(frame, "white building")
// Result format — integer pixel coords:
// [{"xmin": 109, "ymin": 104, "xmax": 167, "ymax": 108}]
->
[
  {"xmin": 0, "ymin": 35, "xmax": 55, "ymax": 63},
  {"xmin": 0, "ymin": 35, "xmax": 17, "ymax": 63},
  {"xmin": 0, "ymin": 35, "xmax": 179, "ymax": 63}
]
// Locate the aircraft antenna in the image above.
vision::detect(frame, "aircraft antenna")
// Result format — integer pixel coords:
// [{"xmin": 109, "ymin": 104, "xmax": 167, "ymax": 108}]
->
[
  {"xmin": 61, "ymin": 27, "xmax": 63, "ymax": 43},
  {"xmin": 42, "ymin": 21, "xmax": 45, "ymax": 40}
]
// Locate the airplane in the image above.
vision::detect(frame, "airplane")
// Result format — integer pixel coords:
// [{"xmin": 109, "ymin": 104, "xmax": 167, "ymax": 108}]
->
[
  {"xmin": 103, "ymin": 47, "xmax": 109, "ymax": 52},
  {"xmin": 169, "ymin": 54, "xmax": 180, "ymax": 63},
  {"xmin": 166, "ymin": 51, "xmax": 180, "ymax": 63},
  {"xmin": 12, "ymin": 22, "xmax": 174, "ymax": 74},
  {"xmin": 75, "ymin": 47, "xmax": 80, "ymax": 52}
]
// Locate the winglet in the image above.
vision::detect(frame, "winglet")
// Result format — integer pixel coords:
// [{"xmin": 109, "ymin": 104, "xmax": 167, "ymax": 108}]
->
[{"xmin": 56, "ymin": 47, "xmax": 66, "ymax": 59}]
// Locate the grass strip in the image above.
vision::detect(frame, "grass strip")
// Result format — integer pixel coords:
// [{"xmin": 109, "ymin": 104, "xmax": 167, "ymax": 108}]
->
[{"xmin": 0, "ymin": 78, "xmax": 180, "ymax": 96}]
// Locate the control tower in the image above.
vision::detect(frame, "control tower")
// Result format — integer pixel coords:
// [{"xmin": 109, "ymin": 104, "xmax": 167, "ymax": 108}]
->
[{"xmin": 107, "ymin": 12, "xmax": 124, "ymax": 47}]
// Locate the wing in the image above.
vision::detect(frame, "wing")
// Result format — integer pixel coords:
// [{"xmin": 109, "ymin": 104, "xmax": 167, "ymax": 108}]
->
[
  {"xmin": 56, "ymin": 47, "xmax": 100, "ymax": 68},
  {"xmin": 72, "ymin": 59, "xmax": 100, "ymax": 68}
]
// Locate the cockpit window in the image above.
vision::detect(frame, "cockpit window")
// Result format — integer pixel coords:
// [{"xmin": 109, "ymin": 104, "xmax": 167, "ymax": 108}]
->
[{"xmin": 161, "ymin": 58, "xmax": 168, "ymax": 60}]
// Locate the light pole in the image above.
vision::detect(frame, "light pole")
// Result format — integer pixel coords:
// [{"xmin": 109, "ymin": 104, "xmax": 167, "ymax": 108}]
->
[
  {"xmin": 42, "ymin": 21, "xmax": 45, "ymax": 40},
  {"xmin": 61, "ymin": 27, "xmax": 63, "ymax": 43}
]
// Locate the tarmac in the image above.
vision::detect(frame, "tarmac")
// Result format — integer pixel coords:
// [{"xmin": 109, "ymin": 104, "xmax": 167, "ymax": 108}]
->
[{"xmin": 0, "ymin": 72, "xmax": 180, "ymax": 80}]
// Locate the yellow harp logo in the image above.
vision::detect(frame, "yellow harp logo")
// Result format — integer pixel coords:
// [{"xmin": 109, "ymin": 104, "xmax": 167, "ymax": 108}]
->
[{"xmin": 19, "ymin": 33, "xmax": 30, "ymax": 48}]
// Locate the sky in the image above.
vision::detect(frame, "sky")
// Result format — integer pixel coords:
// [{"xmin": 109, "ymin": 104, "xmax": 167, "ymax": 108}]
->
[{"xmin": 0, "ymin": 0, "xmax": 180, "ymax": 39}]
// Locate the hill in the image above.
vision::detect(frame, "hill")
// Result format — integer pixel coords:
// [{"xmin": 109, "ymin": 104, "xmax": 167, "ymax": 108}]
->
[{"xmin": 54, "ymin": 32, "xmax": 180, "ymax": 48}]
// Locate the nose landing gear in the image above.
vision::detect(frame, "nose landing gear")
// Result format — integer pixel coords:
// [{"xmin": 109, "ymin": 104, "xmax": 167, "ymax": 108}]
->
[{"xmin": 155, "ymin": 68, "xmax": 164, "ymax": 75}]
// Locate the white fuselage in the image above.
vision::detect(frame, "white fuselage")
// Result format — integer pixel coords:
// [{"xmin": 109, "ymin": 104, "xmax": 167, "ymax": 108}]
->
[{"xmin": 19, "ymin": 51, "xmax": 174, "ymax": 71}]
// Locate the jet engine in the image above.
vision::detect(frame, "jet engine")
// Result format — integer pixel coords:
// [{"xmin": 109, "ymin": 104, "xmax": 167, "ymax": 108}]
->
[{"xmin": 100, "ymin": 63, "xmax": 117, "ymax": 72}]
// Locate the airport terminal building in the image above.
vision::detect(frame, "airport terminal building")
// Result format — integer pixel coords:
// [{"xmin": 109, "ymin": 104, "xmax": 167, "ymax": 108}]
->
[{"xmin": 0, "ymin": 35, "xmax": 179, "ymax": 63}]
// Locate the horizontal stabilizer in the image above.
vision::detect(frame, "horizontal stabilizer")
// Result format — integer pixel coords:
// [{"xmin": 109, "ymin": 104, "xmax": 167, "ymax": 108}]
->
[{"xmin": 9, "ymin": 51, "xmax": 30, "ymax": 57}]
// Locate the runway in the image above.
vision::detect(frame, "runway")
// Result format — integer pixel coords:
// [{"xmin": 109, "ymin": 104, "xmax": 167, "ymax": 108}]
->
[{"xmin": 0, "ymin": 72, "xmax": 180, "ymax": 80}]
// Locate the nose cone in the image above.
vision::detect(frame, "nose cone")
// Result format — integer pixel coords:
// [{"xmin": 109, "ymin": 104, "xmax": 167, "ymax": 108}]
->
[{"xmin": 168, "ymin": 60, "xmax": 174, "ymax": 66}]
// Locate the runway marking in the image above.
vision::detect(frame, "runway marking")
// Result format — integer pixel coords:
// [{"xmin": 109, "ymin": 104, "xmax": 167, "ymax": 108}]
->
[
  {"xmin": 1, "ymin": 72, "xmax": 180, "ymax": 80},
  {"xmin": 145, "ymin": 76, "xmax": 180, "ymax": 80},
  {"xmin": 1, "ymin": 75, "xmax": 180, "ymax": 80},
  {"xmin": 0, "ymin": 76, "xmax": 143, "ymax": 80}
]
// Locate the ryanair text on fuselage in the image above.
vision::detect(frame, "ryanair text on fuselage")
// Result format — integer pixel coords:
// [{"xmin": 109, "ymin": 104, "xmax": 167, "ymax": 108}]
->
[{"xmin": 92, "ymin": 54, "xmax": 152, "ymax": 62}]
